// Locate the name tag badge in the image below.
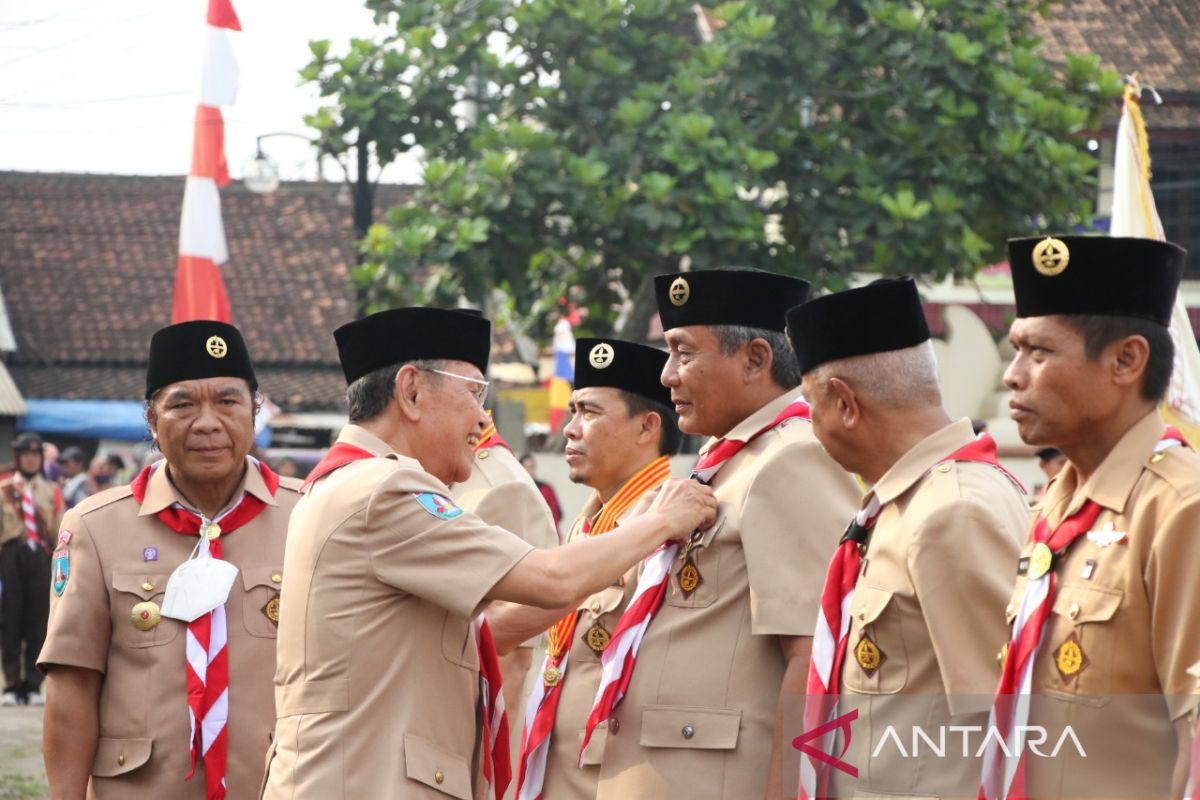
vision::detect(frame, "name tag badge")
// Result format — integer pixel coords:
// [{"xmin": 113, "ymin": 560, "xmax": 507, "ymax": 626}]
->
[{"xmin": 1017, "ymin": 556, "xmax": 1030, "ymax": 576}]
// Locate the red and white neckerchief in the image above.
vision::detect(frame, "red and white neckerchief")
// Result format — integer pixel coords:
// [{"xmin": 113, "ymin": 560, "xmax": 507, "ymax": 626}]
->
[
  {"xmin": 517, "ymin": 455, "xmax": 671, "ymax": 799},
  {"xmin": 130, "ymin": 457, "xmax": 280, "ymax": 800},
  {"xmin": 801, "ymin": 433, "xmax": 1018, "ymax": 800},
  {"xmin": 979, "ymin": 427, "xmax": 1185, "ymax": 800},
  {"xmin": 579, "ymin": 399, "xmax": 812, "ymax": 763},
  {"xmin": 304, "ymin": 441, "xmax": 513, "ymax": 799},
  {"xmin": 13, "ymin": 474, "xmax": 50, "ymax": 552}
]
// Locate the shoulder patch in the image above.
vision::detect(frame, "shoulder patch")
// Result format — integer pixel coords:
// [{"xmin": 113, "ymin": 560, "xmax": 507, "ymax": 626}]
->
[
  {"xmin": 52, "ymin": 549, "xmax": 70, "ymax": 596},
  {"xmin": 413, "ymin": 492, "xmax": 464, "ymax": 520}
]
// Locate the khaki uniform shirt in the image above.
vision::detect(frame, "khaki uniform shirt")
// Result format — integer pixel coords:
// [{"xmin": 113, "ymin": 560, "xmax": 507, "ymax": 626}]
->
[
  {"xmin": 595, "ymin": 392, "xmax": 861, "ymax": 799},
  {"xmin": 832, "ymin": 419, "xmax": 1028, "ymax": 798},
  {"xmin": 541, "ymin": 493, "xmax": 641, "ymax": 799},
  {"xmin": 261, "ymin": 425, "xmax": 535, "ymax": 800},
  {"xmin": 0, "ymin": 473, "xmax": 63, "ymax": 545},
  {"xmin": 451, "ymin": 445, "xmax": 559, "ymax": 552},
  {"xmin": 1009, "ymin": 411, "xmax": 1200, "ymax": 798},
  {"xmin": 38, "ymin": 460, "xmax": 300, "ymax": 800}
]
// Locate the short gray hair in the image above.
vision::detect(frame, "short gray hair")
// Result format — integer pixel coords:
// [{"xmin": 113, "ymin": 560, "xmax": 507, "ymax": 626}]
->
[
  {"xmin": 711, "ymin": 325, "xmax": 801, "ymax": 389},
  {"xmin": 346, "ymin": 359, "xmax": 450, "ymax": 423},
  {"xmin": 806, "ymin": 341, "xmax": 941, "ymax": 409}
]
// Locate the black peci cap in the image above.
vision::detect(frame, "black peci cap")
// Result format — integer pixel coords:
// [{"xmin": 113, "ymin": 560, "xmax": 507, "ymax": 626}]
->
[
  {"xmin": 575, "ymin": 338, "xmax": 672, "ymax": 408},
  {"xmin": 1008, "ymin": 235, "xmax": 1186, "ymax": 325},
  {"xmin": 334, "ymin": 307, "xmax": 491, "ymax": 385},
  {"xmin": 145, "ymin": 320, "xmax": 257, "ymax": 398},
  {"xmin": 654, "ymin": 269, "xmax": 810, "ymax": 332},
  {"xmin": 785, "ymin": 277, "xmax": 930, "ymax": 375}
]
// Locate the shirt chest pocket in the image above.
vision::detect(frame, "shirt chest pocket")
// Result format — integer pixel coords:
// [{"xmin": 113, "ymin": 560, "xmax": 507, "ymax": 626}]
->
[
  {"xmin": 240, "ymin": 565, "xmax": 284, "ymax": 638},
  {"xmin": 441, "ymin": 613, "xmax": 480, "ymax": 670},
  {"xmin": 1041, "ymin": 583, "xmax": 1122, "ymax": 695},
  {"xmin": 842, "ymin": 585, "xmax": 908, "ymax": 695},
  {"xmin": 666, "ymin": 514, "xmax": 724, "ymax": 610},
  {"xmin": 111, "ymin": 572, "xmax": 180, "ymax": 648}
]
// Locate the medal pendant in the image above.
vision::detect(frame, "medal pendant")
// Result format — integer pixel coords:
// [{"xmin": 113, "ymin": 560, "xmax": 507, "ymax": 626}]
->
[
  {"xmin": 678, "ymin": 557, "xmax": 702, "ymax": 598},
  {"xmin": 584, "ymin": 623, "xmax": 611, "ymax": 654},
  {"xmin": 543, "ymin": 665, "xmax": 562, "ymax": 687}
]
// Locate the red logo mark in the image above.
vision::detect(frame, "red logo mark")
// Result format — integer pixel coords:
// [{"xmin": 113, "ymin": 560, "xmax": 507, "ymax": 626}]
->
[{"xmin": 792, "ymin": 708, "xmax": 859, "ymax": 778}]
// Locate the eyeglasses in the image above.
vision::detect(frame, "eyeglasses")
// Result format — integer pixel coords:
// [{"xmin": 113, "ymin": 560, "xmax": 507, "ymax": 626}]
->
[{"xmin": 420, "ymin": 367, "xmax": 489, "ymax": 407}]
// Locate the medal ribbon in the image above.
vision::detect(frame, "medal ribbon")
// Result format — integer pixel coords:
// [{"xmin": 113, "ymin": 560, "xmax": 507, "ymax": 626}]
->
[
  {"xmin": 130, "ymin": 457, "xmax": 280, "ymax": 800},
  {"xmin": 516, "ymin": 455, "xmax": 670, "ymax": 800},
  {"xmin": 979, "ymin": 428, "xmax": 1185, "ymax": 800},
  {"xmin": 301, "ymin": 442, "xmax": 513, "ymax": 799},
  {"xmin": 801, "ymin": 433, "xmax": 1015, "ymax": 800},
  {"xmin": 579, "ymin": 399, "xmax": 812, "ymax": 765}
]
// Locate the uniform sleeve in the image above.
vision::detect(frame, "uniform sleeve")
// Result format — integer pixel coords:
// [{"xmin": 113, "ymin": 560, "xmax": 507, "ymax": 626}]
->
[
  {"xmin": 38, "ymin": 509, "xmax": 111, "ymax": 674},
  {"xmin": 366, "ymin": 470, "xmax": 535, "ymax": 620},
  {"xmin": 908, "ymin": 496, "xmax": 1022, "ymax": 713},
  {"xmin": 1146, "ymin": 495, "xmax": 1200, "ymax": 720},
  {"xmin": 742, "ymin": 438, "xmax": 861, "ymax": 636}
]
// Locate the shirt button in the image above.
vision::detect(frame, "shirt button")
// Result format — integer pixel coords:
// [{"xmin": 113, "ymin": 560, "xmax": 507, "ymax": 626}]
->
[
  {"xmin": 1068, "ymin": 602, "xmax": 1080, "ymax": 620},
  {"xmin": 590, "ymin": 601, "xmax": 602, "ymax": 614},
  {"xmin": 117, "ymin": 753, "xmax": 126, "ymax": 766},
  {"xmin": 682, "ymin": 724, "xmax": 695, "ymax": 739},
  {"xmin": 936, "ymin": 463, "xmax": 952, "ymax": 473},
  {"xmin": 478, "ymin": 449, "xmax": 490, "ymax": 460},
  {"xmin": 434, "ymin": 769, "xmax": 444, "ymax": 784},
  {"xmin": 271, "ymin": 573, "xmax": 282, "ymax": 584},
  {"xmin": 857, "ymin": 608, "xmax": 866, "ymax": 621},
  {"xmin": 141, "ymin": 582, "xmax": 154, "ymax": 592},
  {"xmin": 608, "ymin": 717, "xmax": 620, "ymax": 735}
]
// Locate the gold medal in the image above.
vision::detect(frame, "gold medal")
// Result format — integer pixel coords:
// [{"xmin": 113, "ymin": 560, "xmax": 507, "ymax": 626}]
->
[
  {"xmin": 131, "ymin": 601, "xmax": 161, "ymax": 631},
  {"xmin": 543, "ymin": 665, "xmax": 562, "ymax": 687},
  {"xmin": 678, "ymin": 558, "xmax": 702, "ymax": 598},
  {"xmin": 855, "ymin": 634, "xmax": 885, "ymax": 676},
  {"xmin": 205, "ymin": 522, "xmax": 222, "ymax": 541},
  {"xmin": 584, "ymin": 623, "xmax": 611, "ymax": 654},
  {"xmin": 1054, "ymin": 633, "xmax": 1088, "ymax": 683},
  {"xmin": 1028, "ymin": 542, "xmax": 1054, "ymax": 580},
  {"xmin": 263, "ymin": 596, "xmax": 281, "ymax": 626}
]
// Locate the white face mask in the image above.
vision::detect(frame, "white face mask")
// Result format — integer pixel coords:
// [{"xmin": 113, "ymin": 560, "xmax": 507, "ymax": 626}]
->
[{"xmin": 160, "ymin": 523, "xmax": 239, "ymax": 623}]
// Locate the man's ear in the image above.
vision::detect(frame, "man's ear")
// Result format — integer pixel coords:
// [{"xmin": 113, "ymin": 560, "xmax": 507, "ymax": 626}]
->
[
  {"xmin": 1109, "ymin": 334, "xmax": 1151, "ymax": 391},
  {"xmin": 637, "ymin": 411, "xmax": 663, "ymax": 448},
  {"xmin": 394, "ymin": 365, "xmax": 423, "ymax": 421},
  {"xmin": 744, "ymin": 337, "xmax": 774, "ymax": 383},
  {"xmin": 828, "ymin": 376, "xmax": 861, "ymax": 429}
]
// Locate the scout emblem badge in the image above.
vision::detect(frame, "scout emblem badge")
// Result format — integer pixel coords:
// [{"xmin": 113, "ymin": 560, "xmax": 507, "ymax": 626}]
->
[
  {"xmin": 52, "ymin": 549, "xmax": 70, "ymax": 596},
  {"xmin": 415, "ymin": 492, "xmax": 464, "ymax": 520}
]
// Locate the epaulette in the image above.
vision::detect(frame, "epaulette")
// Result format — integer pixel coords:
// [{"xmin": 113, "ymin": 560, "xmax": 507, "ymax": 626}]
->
[
  {"xmin": 276, "ymin": 475, "xmax": 304, "ymax": 494},
  {"xmin": 71, "ymin": 484, "xmax": 135, "ymax": 516},
  {"xmin": 1145, "ymin": 444, "xmax": 1200, "ymax": 499}
]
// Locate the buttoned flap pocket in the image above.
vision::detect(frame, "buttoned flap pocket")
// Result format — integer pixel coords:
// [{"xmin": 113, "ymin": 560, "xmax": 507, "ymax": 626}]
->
[
  {"xmin": 577, "ymin": 723, "xmax": 608, "ymax": 765},
  {"xmin": 1044, "ymin": 583, "xmax": 1122, "ymax": 695},
  {"xmin": 441, "ymin": 613, "xmax": 480, "ymax": 670},
  {"xmin": 842, "ymin": 585, "xmax": 908, "ymax": 695},
  {"xmin": 112, "ymin": 572, "xmax": 179, "ymax": 648},
  {"xmin": 639, "ymin": 705, "xmax": 741, "ymax": 750},
  {"xmin": 403, "ymin": 732, "xmax": 472, "ymax": 799},
  {"xmin": 91, "ymin": 736, "xmax": 152, "ymax": 777},
  {"xmin": 582, "ymin": 584, "xmax": 626, "ymax": 620},
  {"xmin": 240, "ymin": 564, "xmax": 284, "ymax": 639}
]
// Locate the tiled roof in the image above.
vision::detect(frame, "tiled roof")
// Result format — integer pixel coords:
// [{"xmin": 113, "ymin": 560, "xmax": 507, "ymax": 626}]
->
[
  {"xmin": 1035, "ymin": 0, "xmax": 1199, "ymax": 129},
  {"xmin": 0, "ymin": 171, "xmax": 412, "ymax": 411}
]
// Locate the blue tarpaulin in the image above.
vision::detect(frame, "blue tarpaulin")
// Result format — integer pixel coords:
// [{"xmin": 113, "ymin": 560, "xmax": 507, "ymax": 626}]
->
[{"xmin": 19, "ymin": 399, "xmax": 271, "ymax": 447}]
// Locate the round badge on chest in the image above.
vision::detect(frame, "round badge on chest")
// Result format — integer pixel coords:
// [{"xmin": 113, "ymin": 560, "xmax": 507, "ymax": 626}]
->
[{"xmin": 131, "ymin": 601, "xmax": 162, "ymax": 631}]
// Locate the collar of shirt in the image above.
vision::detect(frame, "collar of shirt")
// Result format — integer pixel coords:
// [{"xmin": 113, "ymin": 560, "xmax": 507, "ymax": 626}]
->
[
  {"xmin": 136, "ymin": 456, "xmax": 277, "ymax": 518},
  {"xmin": 1042, "ymin": 410, "xmax": 1165, "ymax": 526},
  {"xmin": 699, "ymin": 390, "xmax": 802, "ymax": 456},
  {"xmin": 869, "ymin": 417, "xmax": 977, "ymax": 507},
  {"xmin": 336, "ymin": 423, "xmax": 427, "ymax": 471}
]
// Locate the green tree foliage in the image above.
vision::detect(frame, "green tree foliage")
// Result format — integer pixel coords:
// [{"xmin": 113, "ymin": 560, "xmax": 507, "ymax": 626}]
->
[{"xmin": 306, "ymin": 0, "xmax": 1122, "ymax": 337}]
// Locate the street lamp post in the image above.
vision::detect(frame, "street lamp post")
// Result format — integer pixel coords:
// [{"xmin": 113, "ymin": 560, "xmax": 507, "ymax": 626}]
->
[{"xmin": 244, "ymin": 132, "xmax": 374, "ymax": 318}]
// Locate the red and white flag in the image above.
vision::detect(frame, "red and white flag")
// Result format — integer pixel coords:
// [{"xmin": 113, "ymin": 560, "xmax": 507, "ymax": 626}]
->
[{"xmin": 172, "ymin": 0, "xmax": 240, "ymax": 323}]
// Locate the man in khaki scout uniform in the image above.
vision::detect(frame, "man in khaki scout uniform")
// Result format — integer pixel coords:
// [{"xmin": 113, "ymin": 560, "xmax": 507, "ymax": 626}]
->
[
  {"xmin": 516, "ymin": 337, "xmax": 681, "ymax": 799},
  {"xmin": 0, "ymin": 431, "xmax": 63, "ymax": 706},
  {"xmin": 591, "ymin": 270, "xmax": 861, "ymax": 800},
  {"xmin": 452, "ymin": 412, "xmax": 559, "ymax": 746},
  {"xmin": 39, "ymin": 321, "xmax": 302, "ymax": 800},
  {"xmin": 786, "ymin": 277, "xmax": 1028, "ymax": 797},
  {"xmin": 261, "ymin": 307, "xmax": 716, "ymax": 800},
  {"xmin": 982, "ymin": 235, "xmax": 1200, "ymax": 799}
]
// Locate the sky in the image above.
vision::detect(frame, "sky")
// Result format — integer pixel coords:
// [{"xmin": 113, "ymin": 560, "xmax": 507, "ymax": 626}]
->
[{"xmin": 0, "ymin": 0, "xmax": 419, "ymax": 182}]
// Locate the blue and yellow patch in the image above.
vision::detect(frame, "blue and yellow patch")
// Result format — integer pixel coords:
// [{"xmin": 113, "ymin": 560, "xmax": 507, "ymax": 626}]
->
[
  {"xmin": 52, "ymin": 549, "xmax": 70, "ymax": 596},
  {"xmin": 413, "ymin": 492, "xmax": 463, "ymax": 520}
]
